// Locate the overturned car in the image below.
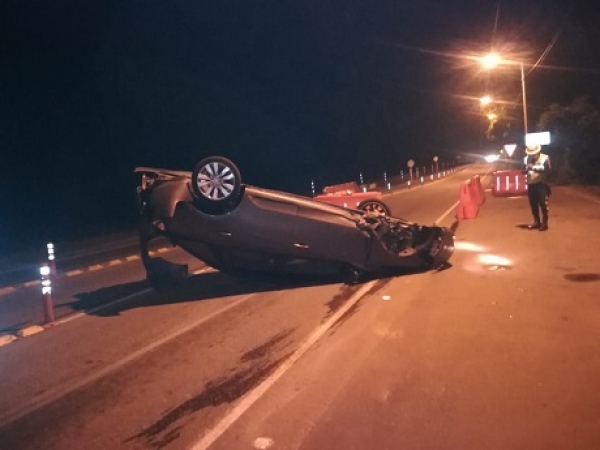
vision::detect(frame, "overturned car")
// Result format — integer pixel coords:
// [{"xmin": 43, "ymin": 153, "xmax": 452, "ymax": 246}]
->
[{"xmin": 135, "ymin": 156, "xmax": 454, "ymax": 289}]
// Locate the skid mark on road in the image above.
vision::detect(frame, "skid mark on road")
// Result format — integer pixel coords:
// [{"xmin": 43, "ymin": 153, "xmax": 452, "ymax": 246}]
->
[
  {"xmin": 128, "ymin": 331, "xmax": 296, "ymax": 449},
  {"xmin": 189, "ymin": 280, "xmax": 377, "ymax": 450},
  {"xmin": 241, "ymin": 330, "xmax": 295, "ymax": 362}
]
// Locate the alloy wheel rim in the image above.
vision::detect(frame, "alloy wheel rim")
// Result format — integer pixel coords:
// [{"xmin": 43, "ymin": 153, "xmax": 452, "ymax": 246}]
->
[{"xmin": 196, "ymin": 162, "xmax": 236, "ymax": 200}]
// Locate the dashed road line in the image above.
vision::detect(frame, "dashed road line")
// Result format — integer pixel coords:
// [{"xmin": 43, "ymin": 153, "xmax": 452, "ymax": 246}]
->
[
  {"xmin": 0, "ymin": 286, "xmax": 17, "ymax": 296},
  {"xmin": 66, "ymin": 269, "xmax": 84, "ymax": 277},
  {"xmin": 0, "ymin": 247, "xmax": 173, "ymax": 299}
]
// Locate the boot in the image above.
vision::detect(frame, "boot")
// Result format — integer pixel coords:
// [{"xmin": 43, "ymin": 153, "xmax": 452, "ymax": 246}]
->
[
  {"xmin": 527, "ymin": 221, "xmax": 541, "ymax": 230},
  {"xmin": 539, "ymin": 216, "xmax": 548, "ymax": 231}
]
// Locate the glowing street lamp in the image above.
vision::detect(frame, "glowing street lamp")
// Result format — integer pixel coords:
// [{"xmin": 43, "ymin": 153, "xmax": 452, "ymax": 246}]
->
[
  {"xmin": 480, "ymin": 95, "xmax": 492, "ymax": 106},
  {"xmin": 481, "ymin": 52, "xmax": 501, "ymax": 70},
  {"xmin": 480, "ymin": 52, "xmax": 528, "ymax": 134}
]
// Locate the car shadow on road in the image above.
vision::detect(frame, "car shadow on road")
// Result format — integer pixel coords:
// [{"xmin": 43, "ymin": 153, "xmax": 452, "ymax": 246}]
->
[{"xmin": 66, "ymin": 270, "xmax": 346, "ymax": 318}]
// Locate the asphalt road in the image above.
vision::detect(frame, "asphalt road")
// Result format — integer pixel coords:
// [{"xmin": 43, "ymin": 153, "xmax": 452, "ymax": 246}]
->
[{"xmin": 1, "ymin": 165, "xmax": 599, "ymax": 450}]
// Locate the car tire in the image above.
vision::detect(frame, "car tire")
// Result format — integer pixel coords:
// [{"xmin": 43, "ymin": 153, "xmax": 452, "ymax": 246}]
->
[
  {"xmin": 191, "ymin": 156, "xmax": 242, "ymax": 214},
  {"xmin": 357, "ymin": 199, "xmax": 391, "ymax": 215},
  {"xmin": 342, "ymin": 266, "xmax": 361, "ymax": 285}
]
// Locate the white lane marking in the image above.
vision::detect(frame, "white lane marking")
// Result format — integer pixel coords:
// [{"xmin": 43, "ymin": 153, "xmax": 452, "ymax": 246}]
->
[
  {"xmin": 23, "ymin": 280, "xmax": 41, "ymax": 288},
  {"xmin": 436, "ymin": 201, "xmax": 460, "ymax": 225},
  {"xmin": 66, "ymin": 269, "xmax": 84, "ymax": 277},
  {"xmin": 0, "ymin": 286, "xmax": 17, "ymax": 297},
  {"xmin": 190, "ymin": 280, "xmax": 377, "ymax": 450},
  {"xmin": 125, "ymin": 255, "xmax": 140, "ymax": 262},
  {"xmin": 1, "ymin": 293, "xmax": 256, "ymax": 428},
  {"xmin": 107, "ymin": 259, "xmax": 122, "ymax": 266},
  {"xmin": 88, "ymin": 265, "xmax": 103, "ymax": 272}
]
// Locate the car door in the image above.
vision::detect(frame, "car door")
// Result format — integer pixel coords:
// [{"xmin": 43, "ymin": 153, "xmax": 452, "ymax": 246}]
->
[{"xmin": 293, "ymin": 205, "xmax": 369, "ymax": 267}]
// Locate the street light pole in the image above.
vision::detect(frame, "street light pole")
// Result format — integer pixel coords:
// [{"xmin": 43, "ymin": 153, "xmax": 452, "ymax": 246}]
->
[
  {"xmin": 481, "ymin": 53, "xmax": 529, "ymax": 137},
  {"xmin": 521, "ymin": 62, "xmax": 528, "ymax": 134}
]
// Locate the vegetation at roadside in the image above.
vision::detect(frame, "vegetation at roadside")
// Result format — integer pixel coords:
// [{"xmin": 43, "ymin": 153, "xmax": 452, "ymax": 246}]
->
[{"xmin": 537, "ymin": 95, "xmax": 600, "ymax": 185}]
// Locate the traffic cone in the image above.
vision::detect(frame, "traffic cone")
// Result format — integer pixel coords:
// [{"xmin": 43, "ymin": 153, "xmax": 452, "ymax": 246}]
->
[{"xmin": 458, "ymin": 181, "xmax": 478, "ymax": 219}]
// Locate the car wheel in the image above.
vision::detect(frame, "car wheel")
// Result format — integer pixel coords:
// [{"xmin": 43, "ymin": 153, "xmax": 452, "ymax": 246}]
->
[
  {"xmin": 191, "ymin": 156, "xmax": 242, "ymax": 214},
  {"xmin": 342, "ymin": 266, "xmax": 361, "ymax": 284},
  {"xmin": 357, "ymin": 199, "xmax": 391, "ymax": 215}
]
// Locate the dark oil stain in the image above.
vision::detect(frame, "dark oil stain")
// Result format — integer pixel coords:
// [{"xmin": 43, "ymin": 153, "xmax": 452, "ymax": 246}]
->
[
  {"xmin": 241, "ymin": 329, "xmax": 294, "ymax": 362},
  {"xmin": 329, "ymin": 278, "xmax": 391, "ymax": 331},
  {"xmin": 325, "ymin": 277, "xmax": 392, "ymax": 319},
  {"xmin": 325, "ymin": 284, "xmax": 359, "ymax": 317},
  {"xmin": 564, "ymin": 273, "xmax": 600, "ymax": 282},
  {"xmin": 126, "ymin": 353, "xmax": 291, "ymax": 449},
  {"xmin": 561, "ymin": 316, "xmax": 569, "ymax": 322},
  {"xmin": 366, "ymin": 278, "xmax": 393, "ymax": 296}
]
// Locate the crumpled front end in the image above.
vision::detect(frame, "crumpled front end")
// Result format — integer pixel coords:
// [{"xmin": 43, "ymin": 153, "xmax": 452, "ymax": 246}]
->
[
  {"xmin": 427, "ymin": 226, "xmax": 455, "ymax": 268},
  {"xmin": 359, "ymin": 213, "xmax": 455, "ymax": 270}
]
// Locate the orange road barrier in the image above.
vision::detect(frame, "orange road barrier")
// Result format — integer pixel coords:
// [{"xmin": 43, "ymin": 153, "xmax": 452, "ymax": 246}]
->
[
  {"xmin": 491, "ymin": 170, "xmax": 527, "ymax": 197},
  {"xmin": 457, "ymin": 180, "xmax": 479, "ymax": 219},
  {"xmin": 468, "ymin": 177, "xmax": 482, "ymax": 206},
  {"xmin": 472, "ymin": 175, "xmax": 486, "ymax": 204}
]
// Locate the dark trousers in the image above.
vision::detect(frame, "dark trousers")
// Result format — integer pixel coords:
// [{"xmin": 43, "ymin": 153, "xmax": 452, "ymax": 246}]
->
[{"xmin": 527, "ymin": 182, "xmax": 549, "ymax": 224}]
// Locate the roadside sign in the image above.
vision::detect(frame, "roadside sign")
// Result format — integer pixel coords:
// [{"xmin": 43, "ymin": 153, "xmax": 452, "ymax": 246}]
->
[
  {"xmin": 503, "ymin": 144, "xmax": 517, "ymax": 157},
  {"xmin": 525, "ymin": 131, "xmax": 551, "ymax": 147}
]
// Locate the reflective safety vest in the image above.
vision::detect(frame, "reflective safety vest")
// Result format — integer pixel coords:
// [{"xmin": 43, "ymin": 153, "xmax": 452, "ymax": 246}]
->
[{"xmin": 524, "ymin": 153, "xmax": 550, "ymax": 184}]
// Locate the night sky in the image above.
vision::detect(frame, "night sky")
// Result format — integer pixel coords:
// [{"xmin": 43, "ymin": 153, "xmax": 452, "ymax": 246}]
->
[{"xmin": 2, "ymin": 0, "xmax": 599, "ymax": 253}]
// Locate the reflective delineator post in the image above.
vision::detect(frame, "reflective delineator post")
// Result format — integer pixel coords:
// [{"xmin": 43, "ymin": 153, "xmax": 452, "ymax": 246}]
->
[
  {"xmin": 40, "ymin": 264, "xmax": 55, "ymax": 324},
  {"xmin": 310, "ymin": 180, "xmax": 315, "ymax": 197},
  {"xmin": 47, "ymin": 242, "xmax": 56, "ymax": 278}
]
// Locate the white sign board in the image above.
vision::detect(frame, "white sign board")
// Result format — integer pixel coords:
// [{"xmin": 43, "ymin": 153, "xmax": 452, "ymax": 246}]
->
[{"xmin": 525, "ymin": 131, "xmax": 551, "ymax": 147}]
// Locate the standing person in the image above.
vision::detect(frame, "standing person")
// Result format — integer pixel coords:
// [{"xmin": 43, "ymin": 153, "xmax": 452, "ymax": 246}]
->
[{"xmin": 523, "ymin": 145, "xmax": 551, "ymax": 230}]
